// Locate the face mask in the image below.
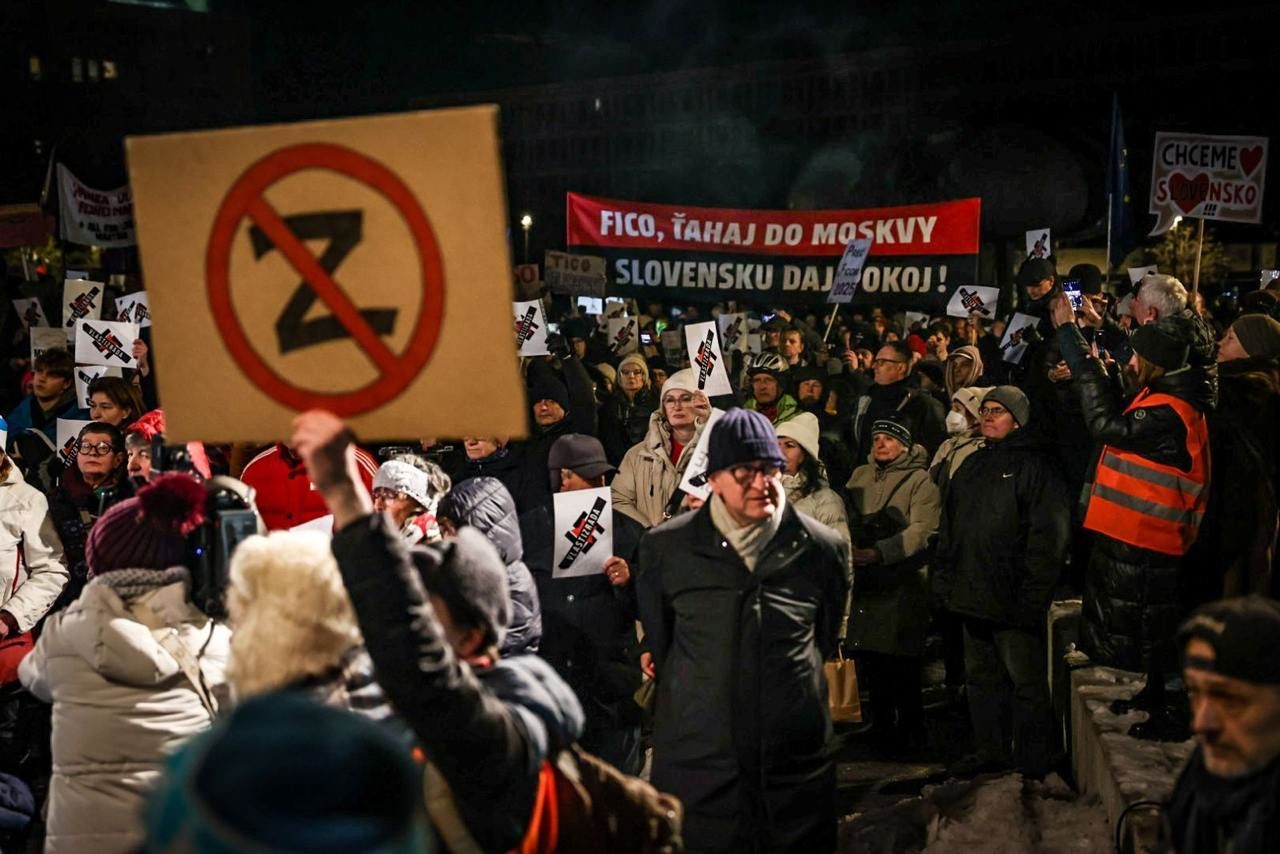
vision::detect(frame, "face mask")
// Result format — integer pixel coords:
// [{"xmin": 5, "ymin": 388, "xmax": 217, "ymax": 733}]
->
[{"xmin": 945, "ymin": 410, "xmax": 969, "ymax": 435}]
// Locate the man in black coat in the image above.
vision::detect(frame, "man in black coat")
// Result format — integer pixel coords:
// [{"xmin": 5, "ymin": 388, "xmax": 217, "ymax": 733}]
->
[
  {"xmin": 849, "ymin": 340, "xmax": 947, "ymax": 464},
  {"xmin": 636, "ymin": 408, "xmax": 849, "ymax": 853},
  {"xmin": 934, "ymin": 385, "xmax": 1070, "ymax": 778}
]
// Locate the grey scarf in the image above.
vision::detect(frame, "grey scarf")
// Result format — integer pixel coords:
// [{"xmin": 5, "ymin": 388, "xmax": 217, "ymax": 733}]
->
[
  {"xmin": 92, "ymin": 566, "xmax": 190, "ymax": 602},
  {"xmin": 708, "ymin": 484, "xmax": 786, "ymax": 572}
]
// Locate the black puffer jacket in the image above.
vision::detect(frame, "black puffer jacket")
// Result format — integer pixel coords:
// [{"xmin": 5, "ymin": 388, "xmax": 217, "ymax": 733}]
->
[
  {"xmin": 1058, "ymin": 322, "xmax": 1215, "ymax": 671},
  {"xmin": 635, "ymin": 503, "xmax": 849, "ymax": 853},
  {"xmin": 437, "ymin": 477, "xmax": 542, "ymax": 657},
  {"xmin": 934, "ymin": 429, "xmax": 1070, "ymax": 630}
]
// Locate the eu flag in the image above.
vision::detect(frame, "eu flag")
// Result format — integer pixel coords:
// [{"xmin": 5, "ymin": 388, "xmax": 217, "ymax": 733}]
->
[{"xmin": 1105, "ymin": 94, "xmax": 1134, "ymax": 270}]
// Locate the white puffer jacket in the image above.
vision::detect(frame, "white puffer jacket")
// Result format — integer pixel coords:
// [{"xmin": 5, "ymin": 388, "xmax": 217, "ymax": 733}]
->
[
  {"xmin": 0, "ymin": 462, "xmax": 68, "ymax": 631},
  {"xmin": 19, "ymin": 574, "xmax": 231, "ymax": 854}
]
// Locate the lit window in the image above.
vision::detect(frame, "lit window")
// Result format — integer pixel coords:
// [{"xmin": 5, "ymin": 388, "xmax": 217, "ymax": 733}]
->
[
  {"xmin": 88, "ymin": 59, "xmax": 100, "ymax": 82},
  {"xmin": 103, "ymin": 60, "xmax": 118, "ymax": 79},
  {"xmin": 28, "ymin": 56, "xmax": 42, "ymax": 80},
  {"xmin": 71, "ymin": 57, "xmax": 83, "ymax": 83}
]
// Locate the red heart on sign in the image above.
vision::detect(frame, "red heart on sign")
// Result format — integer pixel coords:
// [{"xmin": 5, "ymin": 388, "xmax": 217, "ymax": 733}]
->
[
  {"xmin": 1240, "ymin": 145, "xmax": 1264, "ymax": 177},
  {"xmin": 1169, "ymin": 172, "xmax": 1210, "ymax": 214}
]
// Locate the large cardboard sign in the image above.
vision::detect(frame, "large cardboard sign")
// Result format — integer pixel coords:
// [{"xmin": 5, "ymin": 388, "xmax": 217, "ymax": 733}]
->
[
  {"xmin": 57, "ymin": 164, "xmax": 136, "ymax": 248},
  {"xmin": 126, "ymin": 108, "xmax": 527, "ymax": 442},
  {"xmin": 566, "ymin": 192, "xmax": 981, "ymax": 310},
  {"xmin": 683, "ymin": 321, "xmax": 733, "ymax": 397},
  {"xmin": 544, "ymin": 250, "xmax": 606, "ymax": 296},
  {"xmin": 1149, "ymin": 132, "xmax": 1268, "ymax": 235},
  {"xmin": 552, "ymin": 487, "xmax": 613, "ymax": 579}
]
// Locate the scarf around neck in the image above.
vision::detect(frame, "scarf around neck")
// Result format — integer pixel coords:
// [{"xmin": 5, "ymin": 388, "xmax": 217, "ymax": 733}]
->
[{"xmin": 709, "ymin": 486, "xmax": 786, "ymax": 572}]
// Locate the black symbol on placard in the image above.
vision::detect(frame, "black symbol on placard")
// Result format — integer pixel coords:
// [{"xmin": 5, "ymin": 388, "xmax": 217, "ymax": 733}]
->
[
  {"xmin": 694, "ymin": 330, "xmax": 718, "ymax": 390},
  {"xmin": 611, "ymin": 322, "xmax": 635, "ymax": 352},
  {"xmin": 248, "ymin": 210, "xmax": 398, "ymax": 355},
  {"xmin": 82, "ymin": 323, "xmax": 133, "ymax": 365},
  {"xmin": 560, "ymin": 497, "xmax": 607, "ymax": 570},
  {"xmin": 58, "ymin": 435, "xmax": 78, "ymax": 467},
  {"xmin": 959, "ymin": 287, "xmax": 990, "ymax": 317},
  {"xmin": 515, "ymin": 306, "xmax": 540, "ymax": 346},
  {"xmin": 65, "ymin": 287, "xmax": 100, "ymax": 328}
]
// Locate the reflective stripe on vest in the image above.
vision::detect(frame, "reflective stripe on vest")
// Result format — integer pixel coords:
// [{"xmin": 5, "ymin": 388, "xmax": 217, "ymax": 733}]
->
[{"xmin": 1083, "ymin": 389, "xmax": 1210, "ymax": 556}]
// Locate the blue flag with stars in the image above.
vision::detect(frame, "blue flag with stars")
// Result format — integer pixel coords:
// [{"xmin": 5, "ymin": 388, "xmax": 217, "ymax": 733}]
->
[{"xmin": 1106, "ymin": 94, "xmax": 1134, "ymax": 270}]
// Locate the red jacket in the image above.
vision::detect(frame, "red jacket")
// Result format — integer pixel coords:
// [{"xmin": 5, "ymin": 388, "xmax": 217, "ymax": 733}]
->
[{"xmin": 240, "ymin": 444, "xmax": 378, "ymax": 531}]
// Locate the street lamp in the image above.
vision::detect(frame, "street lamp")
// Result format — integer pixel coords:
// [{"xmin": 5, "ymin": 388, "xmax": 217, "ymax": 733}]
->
[{"xmin": 520, "ymin": 213, "xmax": 533, "ymax": 263}]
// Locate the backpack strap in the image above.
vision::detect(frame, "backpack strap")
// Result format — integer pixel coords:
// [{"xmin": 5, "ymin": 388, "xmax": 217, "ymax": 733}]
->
[{"xmin": 128, "ymin": 600, "xmax": 219, "ymax": 718}]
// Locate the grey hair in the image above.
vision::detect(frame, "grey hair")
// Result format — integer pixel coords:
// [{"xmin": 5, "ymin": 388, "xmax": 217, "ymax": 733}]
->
[{"xmin": 1138, "ymin": 274, "xmax": 1188, "ymax": 318}]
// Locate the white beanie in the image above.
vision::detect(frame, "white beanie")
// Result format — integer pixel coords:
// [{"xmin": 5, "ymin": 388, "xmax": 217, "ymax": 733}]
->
[
  {"xmin": 660, "ymin": 368, "xmax": 698, "ymax": 401},
  {"xmin": 372, "ymin": 460, "xmax": 435, "ymax": 510},
  {"xmin": 951, "ymin": 386, "xmax": 992, "ymax": 421},
  {"xmin": 774, "ymin": 412, "xmax": 821, "ymax": 463}
]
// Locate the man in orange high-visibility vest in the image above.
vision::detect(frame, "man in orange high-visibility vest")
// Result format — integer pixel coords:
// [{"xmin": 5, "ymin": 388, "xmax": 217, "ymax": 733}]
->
[{"xmin": 1053, "ymin": 295, "xmax": 1213, "ymax": 741}]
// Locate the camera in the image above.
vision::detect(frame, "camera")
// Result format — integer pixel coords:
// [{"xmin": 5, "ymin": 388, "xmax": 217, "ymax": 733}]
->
[{"xmin": 186, "ymin": 477, "xmax": 263, "ymax": 619}]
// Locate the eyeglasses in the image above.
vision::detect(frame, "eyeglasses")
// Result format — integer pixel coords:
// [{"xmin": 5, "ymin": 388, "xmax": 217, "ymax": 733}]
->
[
  {"xmin": 872, "ymin": 358, "xmax": 907, "ymax": 367},
  {"xmin": 978, "ymin": 406, "xmax": 1009, "ymax": 418},
  {"xmin": 76, "ymin": 441, "xmax": 118, "ymax": 457},
  {"xmin": 372, "ymin": 488, "xmax": 408, "ymax": 503},
  {"xmin": 619, "ymin": 367, "xmax": 645, "ymax": 377},
  {"xmin": 664, "ymin": 393, "xmax": 694, "ymax": 407},
  {"xmin": 726, "ymin": 463, "xmax": 781, "ymax": 485}
]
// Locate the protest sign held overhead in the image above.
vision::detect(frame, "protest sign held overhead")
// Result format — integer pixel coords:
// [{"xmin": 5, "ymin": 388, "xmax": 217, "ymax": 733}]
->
[
  {"xmin": 827, "ymin": 238, "xmax": 873, "ymax": 304},
  {"xmin": 567, "ymin": 193, "xmax": 981, "ymax": 310},
  {"xmin": 56, "ymin": 419, "xmax": 94, "ymax": 468},
  {"xmin": 62, "ymin": 279, "xmax": 103, "ymax": 334},
  {"xmin": 552, "ymin": 487, "xmax": 613, "ymax": 580},
  {"xmin": 1025, "ymin": 229, "xmax": 1051, "ymax": 260},
  {"xmin": 544, "ymin": 250, "xmax": 606, "ymax": 296},
  {"xmin": 717, "ymin": 311, "xmax": 748, "ymax": 353},
  {"xmin": 945, "ymin": 285, "xmax": 999, "ymax": 319},
  {"xmin": 678, "ymin": 408, "xmax": 726, "ymax": 501},
  {"xmin": 1000, "ymin": 313, "xmax": 1039, "ymax": 365},
  {"xmin": 57, "ymin": 164, "xmax": 136, "ymax": 248},
  {"xmin": 1148, "ymin": 132, "xmax": 1268, "ymax": 235},
  {"xmin": 75, "ymin": 319, "xmax": 139, "ymax": 369},
  {"xmin": 30, "ymin": 327, "xmax": 66, "ymax": 363},
  {"xmin": 115, "ymin": 292, "xmax": 152, "ymax": 327},
  {"xmin": 74, "ymin": 365, "xmax": 123, "ymax": 408},
  {"xmin": 12, "ymin": 298, "xmax": 48, "ymax": 330},
  {"xmin": 608, "ymin": 316, "xmax": 639, "ymax": 355},
  {"xmin": 126, "ymin": 107, "xmax": 527, "ymax": 442},
  {"xmin": 683, "ymin": 321, "xmax": 733, "ymax": 397},
  {"xmin": 512, "ymin": 299, "xmax": 550, "ymax": 356}
]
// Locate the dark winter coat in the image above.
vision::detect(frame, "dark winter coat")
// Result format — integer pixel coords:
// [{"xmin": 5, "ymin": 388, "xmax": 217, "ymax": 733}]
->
[
  {"xmin": 331, "ymin": 513, "xmax": 584, "ymax": 853},
  {"xmin": 850, "ymin": 379, "xmax": 948, "ymax": 464},
  {"xmin": 635, "ymin": 503, "xmax": 849, "ymax": 853},
  {"xmin": 934, "ymin": 429, "xmax": 1070, "ymax": 630},
  {"xmin": 436, "ymin": 477, "xmax": 542, "ymax": 657},
  {"xmin": 458, "ymin": 443, "xmax": 547, "ymax": 523},
  {"xmin": 521, "ymin": 503, "xmax": 645, "ymax": 730},
  {"xmin": 1058, "ymin": 323, "xmax": 1215, "ymax": 671},
  {"xmin": 599, "ymin": 387, "xmax": 659, "ymax": 465},
  {"xmin": 46, "ymin": 466, "xmax": 135, "ymax": 607}
]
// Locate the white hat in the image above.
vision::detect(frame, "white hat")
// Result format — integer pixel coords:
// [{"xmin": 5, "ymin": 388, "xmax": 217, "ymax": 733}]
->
[
  {"xmin": 660, "ymin": 368, "xmax": 698, "ymax": 401},
  {"xmin": 951, "ymin": 386, "xmax": 992, "ymax": 421},
  {"xmin": 372, "ymin": 460, "xmax": 435, "ymax": 510},
  {"xmin": 774, "ymin": 412, "xmax": 821, "ymax": 463}
]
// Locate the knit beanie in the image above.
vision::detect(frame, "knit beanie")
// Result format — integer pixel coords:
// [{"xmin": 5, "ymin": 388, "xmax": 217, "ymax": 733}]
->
[
  {"xmin": 528, "ymin": 375, "xmax": 570, "ymax": 412},
  {"xmin": 775, "ymin": 412, "xmax": 821, "ymax": 463},
  {"xmin": 593, "ymin": 362, "xmax": 617, "ymax": 387},
  {"xmin": 618, "ymin": 352, "xmax": 651, "ymax": 384},
  {"xmin": 871, "ymin": 417, "xmax": 912, "ymax": 449},
  {"xmin": 144, "ymin": 692, "xmax": 426, "ymax": 853},
  {"xmin": 1231, "ymin": 313, "xmax": 1280, "ymax": 359},
  {"xmin": 706, "ymin": 408, "xmax": 786, "ymax": 474},
  {"xmin": 660, "ymin": 368, "xmax": 698, "ymax": 401},
  {"xmin": 372, "ymin": 460, "xmax": 436, "ymax": 510},
  {"xmin": 411, "ymin": 527, "xmax": 511, "ymax": 650},
  {"xmin": 1131, "ymin": 321, "xmax": 1190, "ymax": 372},
  {"xmin": 85, "ymin": 474, "xmax": 206, "ymax": 577},
  {"xmin": 985, "ymin": 385, "xmax": 1031, "ymax": 427}
]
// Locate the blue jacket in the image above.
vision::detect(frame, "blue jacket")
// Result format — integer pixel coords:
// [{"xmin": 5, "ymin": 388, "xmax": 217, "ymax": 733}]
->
[{"xmin": 4, "ymin": 392, "xmax": 90, "ymax": 447}]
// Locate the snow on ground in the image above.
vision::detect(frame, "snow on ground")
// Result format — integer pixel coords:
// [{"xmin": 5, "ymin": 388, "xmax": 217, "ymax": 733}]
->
[{"xmin": 840, "ymin": 773, "xmax": 1110, "ymax": 854}]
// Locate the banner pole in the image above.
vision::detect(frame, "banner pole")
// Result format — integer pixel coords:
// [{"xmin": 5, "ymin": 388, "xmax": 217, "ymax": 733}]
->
[
  {"xmin": 823, "ymin": 304, "xmax": 840, "ymax": 343},
  {"xmin": 1191, "ymin": 217, "xmax": 1205, "ymax": 297}
]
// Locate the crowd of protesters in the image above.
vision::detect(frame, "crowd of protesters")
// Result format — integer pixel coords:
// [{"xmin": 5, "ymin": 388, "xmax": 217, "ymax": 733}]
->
[{"xmin": 0, "ymin": 255, "xmax": 1277, "ymax": 852}]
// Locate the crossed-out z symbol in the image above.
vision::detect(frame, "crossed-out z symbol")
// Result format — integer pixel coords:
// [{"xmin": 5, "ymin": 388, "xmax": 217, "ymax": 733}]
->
[
  {"xmin": 249, "ymin": 210, "xmax": 398, "ymax": 354},
  {"xmin": 559, "ymin": 497, "xmax": 607, "ymax": 570},
  {"xmin": 515, "ymin": 307, "xmax": 539, "ymax": 345},
  {"xmin": 694, "ymin": 330, "xmax": 717, "ymax": 389}
]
